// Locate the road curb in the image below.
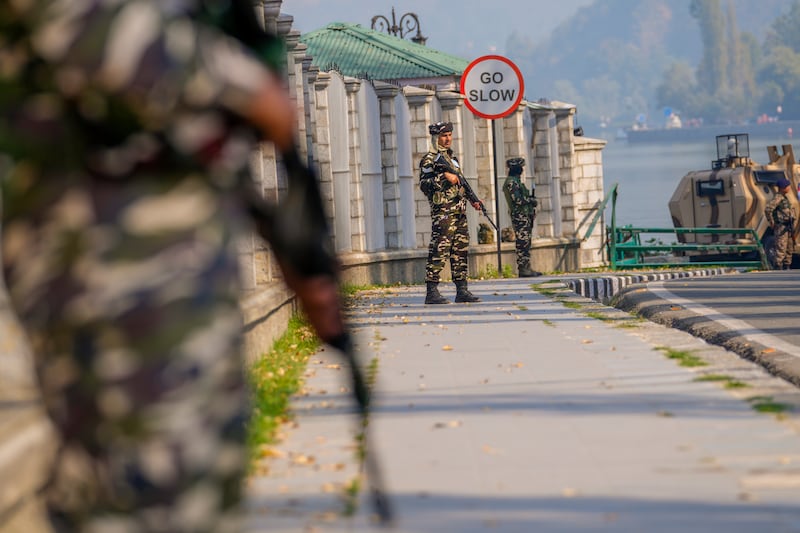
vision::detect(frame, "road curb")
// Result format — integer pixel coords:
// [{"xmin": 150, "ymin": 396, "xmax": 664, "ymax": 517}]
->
[
  {"xmin": 564, "ymin": 267, "xmax": 734, "ymax": 304},
  {"xmin": 612, "ymin": 279, "xmax": 800, "ymax": 388}
]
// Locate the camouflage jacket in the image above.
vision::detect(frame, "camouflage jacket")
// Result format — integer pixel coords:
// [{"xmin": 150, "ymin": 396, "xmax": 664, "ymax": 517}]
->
[
  {"xmin": 502, "ymin": 174, "xmax": 535, "ymax": 216},
  {"xmin": 419, "ymin": 147, "xmax": 467, "ymax": 214},
  {"xmin": 0, "ymin": 0, "xmax": 278, "ymax": 196},
  {"xmin": 765, "ymin": 192, "xmax": 796, "ymax": 227}
]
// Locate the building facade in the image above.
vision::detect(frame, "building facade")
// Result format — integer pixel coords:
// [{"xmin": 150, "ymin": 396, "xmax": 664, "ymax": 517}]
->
[{"xmin": 241, "ymin": 3, "xmax": 609, "ymax": 360}]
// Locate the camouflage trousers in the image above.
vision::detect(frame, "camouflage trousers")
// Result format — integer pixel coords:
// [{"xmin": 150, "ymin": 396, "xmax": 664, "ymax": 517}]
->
[
  {"xmin": 773, "ymin": 225, "xmax": 796, "ymax": 268},
  {"xmin": 426, "ymin": 211, "xmax": 469, "ymax": 282},
  {"xmin": 511, "ymin": 211, "xmax": 534, "ymax": 269},
  {"xmin": 2, "ymin": 175, "xmax": 249, "ymax": 533}
]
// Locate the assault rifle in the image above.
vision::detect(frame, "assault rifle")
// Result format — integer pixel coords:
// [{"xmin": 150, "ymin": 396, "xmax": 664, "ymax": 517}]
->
[{"xmin": 433, "ymin": 153, "xmax": 498, "ymax": 231}]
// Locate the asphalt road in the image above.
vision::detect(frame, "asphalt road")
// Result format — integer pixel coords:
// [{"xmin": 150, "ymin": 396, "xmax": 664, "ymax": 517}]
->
[{"xmin": 615, "ymin": 269, "xmax": 800, "ymax": 387}]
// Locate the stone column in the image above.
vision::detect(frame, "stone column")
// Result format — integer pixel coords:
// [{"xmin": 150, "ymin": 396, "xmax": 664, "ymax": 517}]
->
[
  {"xmin": 345, "ymin": 78, "xmax": 365, "ymax": 252},
  {"xmin": 574, "ymin": 136, "xmax": 607, "ymax": 268},
  {"xmin": 285, "ymin": 30, "xmax": 308, "ymax": 164},
  {"xmin": 302, "ymin": 61, "xmax": 319, "ymax": 169},
  {"xmin": 530, "ymin": 107, "xmax": 556, "ymax": 238},
  {"xmin": 262, "ymin": 0, "xmax": 281, "ymax": 34},
  {"xmin": 312, "ymin": 72, "xmax": 336, "ymax": 233},
  {"xmin": 404, "ymin": 86, "xmax": 436, "ymax": 248},
  {"xmin": 374, "ymin": 82, "xmax": 402, "ymax": 249},
  {"xmin": 553, "ymin": 107, "xmax": 577, "ymax": 237}
]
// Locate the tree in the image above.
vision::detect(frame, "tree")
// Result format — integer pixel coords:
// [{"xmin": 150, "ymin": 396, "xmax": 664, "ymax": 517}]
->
[
  {"xmin": 690, "ymin": 0, "xmax": 727, "ymax": 96},
  {"xmin": 656, "ymin": 62, "xmax": 698, "ymax": 115},
  {"xmin": 757, "ymin": 45, "xmax": 800, "ymax": 118},
  {"xmin": 763, "ymin": 0, "xmax": 800, "ymax": 53}
]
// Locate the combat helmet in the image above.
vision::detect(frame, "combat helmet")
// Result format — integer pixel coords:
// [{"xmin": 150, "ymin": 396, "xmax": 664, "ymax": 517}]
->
[
  {"xmin": 428, "ymin": 121, "xmax": 453, "ymax": 135},
  {"xmin": 506, "ymin": 157, "xmax": 525, "ymax": 175}
]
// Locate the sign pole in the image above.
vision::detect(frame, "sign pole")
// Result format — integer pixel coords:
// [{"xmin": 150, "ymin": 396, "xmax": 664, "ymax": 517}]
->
[
  {"xmin": 491, "ymin": 119, "xmax": 502, "ymax": 273},
  {"xmin": 459, "ymin": 54, "xmax": 525, "ymax": 277}
]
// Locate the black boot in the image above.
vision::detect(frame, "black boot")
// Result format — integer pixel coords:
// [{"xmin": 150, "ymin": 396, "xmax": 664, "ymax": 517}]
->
[
  {"xmin": 518, "ymin": 265, "xmax": 542, "ymax": 277},
  {"xmin": 454, "ymin": 280, "xmax": 480, "ymax": 303},
  {"xmin": 425, "ymin": 281, "xmax": 449, "ymax": 304}
]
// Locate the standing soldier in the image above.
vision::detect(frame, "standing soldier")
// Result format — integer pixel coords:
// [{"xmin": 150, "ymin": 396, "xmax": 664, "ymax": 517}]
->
[
  {"xmin": 765, "ymin": 177, "xmax": 797, "ymax": 270},
  {"xmin": 419, "ymin": 121, "xmax": 484, "ymax": 304},
  {"xmin": 0, "ymin": 1, "xmax": 353, "ymax": 531},
  {"xmin": 503, "ymin": 158, "xmax": 542, "ymax": 277}
]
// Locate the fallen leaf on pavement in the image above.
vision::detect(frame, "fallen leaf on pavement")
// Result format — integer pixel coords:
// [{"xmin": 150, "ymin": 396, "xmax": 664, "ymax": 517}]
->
[{"xmin": 292, "ymin": 454, "xmax": 315, "ymax": 466}]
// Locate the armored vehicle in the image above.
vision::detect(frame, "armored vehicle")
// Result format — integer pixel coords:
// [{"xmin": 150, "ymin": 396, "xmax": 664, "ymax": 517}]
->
[{"xmin": 668, "ymin": 133, "xmax": 799, "ymax": 267}]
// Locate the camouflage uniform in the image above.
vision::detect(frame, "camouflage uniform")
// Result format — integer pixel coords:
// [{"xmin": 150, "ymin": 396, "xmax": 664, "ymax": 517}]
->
[
  {"xmin": 502, "ymin": 159, "xmax": 540, "ymax": 277},
  {"xmin": 419, "ymin": 122, "xmax": 480, "ymax": 304},
  {"xmin": 0, "ymin": 1, "xmax": 283, "ymax": 530},
  {"xmin": 765, "ymin": 188, "xmax": 797, "ymax": 269},
  {"xmin": 420, "ymin": 148, "xmax": 470, "ymax": 283}
]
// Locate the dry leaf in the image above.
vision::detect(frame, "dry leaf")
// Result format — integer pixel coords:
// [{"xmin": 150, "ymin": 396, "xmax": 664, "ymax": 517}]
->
[
  {"xmin": 442, "ymin": 345, "xmax": 453, "ymax": 351},
  {"xmin": 761, "ymin": 347, "xmax": 776, "ymax": 354},
  {"xmin": 260, "ymin": 447, "xmax": 286, "ymax": 459},
  {"xmin": 561, "ymin": 487, "xmax": 578, "ymax": 497},
  {"xmin": 292, "ymin": 454, "xmax": 315, "ymax": 466},
  {"xmin": 581, "ymin": 339, "xmax": 593, "ymax": 344}
]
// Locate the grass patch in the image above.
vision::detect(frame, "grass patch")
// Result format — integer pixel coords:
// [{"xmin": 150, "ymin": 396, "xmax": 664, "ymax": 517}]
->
[
  {"xmin": 614, "ymin": 321, "xmax": 643, "ymax": 329},
  {"xmin": 694, "ymin": 374, "xmax": 750, "ymax": 389},
  {"xmin": 366, "ymin": 356, "xmax": 380, "ymax": 389},
  {"xmin": 532, "ymin": 282, "xmax": 564, "ymax": 297},
  {"xmin": 246, "ymin": 314, "xmax": 319, "ymax": 463},
  {"xmin": 747, "ymin": 396, "xmax": 790, "ymax": 416},
  {"xmin": 561, "ymin": 300, "xmax": 582, "ymax": 309},
  {"xmin": 542, "ymin": 319, "xmax": 555, "ymax": 327},
  {"xmin": 585, "ymin": 311, "xmax": 613, "ymax": 321},
  {"xmin": 342, "ymin": 477, "xmax": 362, "ymax": 516},
  {"xmin": 724, "ymin": 380, "xmax": 749, "ymax": 389},
  {"xmin": 656, "ymin": 346, "xmax": 707, "ymax": 368}
]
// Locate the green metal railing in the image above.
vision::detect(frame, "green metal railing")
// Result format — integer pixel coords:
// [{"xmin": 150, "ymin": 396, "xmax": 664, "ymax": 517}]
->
[{"xmin": 605, "ymin": 183, "xmax": 769, "ymax": 270}]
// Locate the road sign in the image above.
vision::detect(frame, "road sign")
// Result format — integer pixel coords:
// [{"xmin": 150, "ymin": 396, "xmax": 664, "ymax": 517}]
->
[{"xmin": 460, "ymin": 55, "xmax": 525, "ymax": 120}]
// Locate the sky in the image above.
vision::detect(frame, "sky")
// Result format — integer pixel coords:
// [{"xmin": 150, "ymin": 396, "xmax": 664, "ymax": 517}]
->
[{"xmin": 279, "ymin": 0, "xmax": 595, "ymax": 60}]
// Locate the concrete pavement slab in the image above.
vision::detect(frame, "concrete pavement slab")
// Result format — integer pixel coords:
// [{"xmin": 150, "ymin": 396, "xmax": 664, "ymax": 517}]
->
[{"xmin": 246, "ymin": 277, "xmax": 800, "ymax": 533}]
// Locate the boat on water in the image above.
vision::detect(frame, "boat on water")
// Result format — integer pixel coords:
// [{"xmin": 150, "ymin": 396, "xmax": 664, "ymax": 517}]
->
[{"xmin": 626, "ymin": 119, "xmax": 800, "ymax": 144}]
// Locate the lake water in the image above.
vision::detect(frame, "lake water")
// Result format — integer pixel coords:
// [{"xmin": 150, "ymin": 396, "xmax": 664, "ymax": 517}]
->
[{"xmin": 601, "ymin": 133, "xmax": 798, "ymax": 229}]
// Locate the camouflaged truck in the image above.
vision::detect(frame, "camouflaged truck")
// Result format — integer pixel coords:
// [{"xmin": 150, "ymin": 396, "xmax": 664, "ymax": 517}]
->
[{"xmin": 668, "ymin": 133, "xmax": 800, "ymax": 268}]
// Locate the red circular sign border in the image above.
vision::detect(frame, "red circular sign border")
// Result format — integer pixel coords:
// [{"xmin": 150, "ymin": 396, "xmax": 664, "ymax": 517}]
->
[{"xmin": 460, "ymin": 55, "xmax": 525, "ymax": 120}]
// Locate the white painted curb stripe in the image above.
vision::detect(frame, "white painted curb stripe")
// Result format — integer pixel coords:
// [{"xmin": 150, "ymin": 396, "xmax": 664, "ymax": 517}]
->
[{"xmin": 649, "ymin": 281, "xmax": 800, "ymax": 359}]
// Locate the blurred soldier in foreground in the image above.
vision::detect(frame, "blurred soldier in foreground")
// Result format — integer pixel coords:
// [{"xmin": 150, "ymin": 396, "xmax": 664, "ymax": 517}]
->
[
  {"xmin": 765, "ymin": 177, "xmax": 797, "ymax": 270},
  {"xmin": 502, "ymin": 158, "xmax": 541, "ymax": 277},
  {"xmin": 0, "ymin": 0, "xmax": 354, "ymax": 530},
  {"xmin": 419, "ymin": 121, "xmax": 483, "ymax": 304}
]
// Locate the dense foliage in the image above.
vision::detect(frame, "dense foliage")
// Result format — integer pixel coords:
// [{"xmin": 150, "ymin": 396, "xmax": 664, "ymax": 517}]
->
[{"xmin": 506, "ymin": 0, "xmax": 800, "ymax": 132}]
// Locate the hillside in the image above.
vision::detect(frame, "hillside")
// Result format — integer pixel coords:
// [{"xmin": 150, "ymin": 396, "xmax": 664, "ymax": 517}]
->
[{"xmin": 506, "ymin": 0, "xmax": 797, "ymax": 135}]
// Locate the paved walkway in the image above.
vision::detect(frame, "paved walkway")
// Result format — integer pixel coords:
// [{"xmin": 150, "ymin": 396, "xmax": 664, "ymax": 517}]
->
[{"xmin": 246, "ymin": 277, "xmax": 800, "ymax": 532}]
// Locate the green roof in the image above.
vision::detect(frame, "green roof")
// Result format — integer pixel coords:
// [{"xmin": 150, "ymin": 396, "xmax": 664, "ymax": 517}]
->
[{"xmin": 300, "ymin": 22, "xmax": 469, "ymax": 81}]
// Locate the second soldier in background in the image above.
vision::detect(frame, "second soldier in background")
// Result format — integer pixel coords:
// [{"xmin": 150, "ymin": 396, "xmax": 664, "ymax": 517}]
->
[{"xmin": 503, "ymin": 158, "xmax": 542, "ymax": 277}]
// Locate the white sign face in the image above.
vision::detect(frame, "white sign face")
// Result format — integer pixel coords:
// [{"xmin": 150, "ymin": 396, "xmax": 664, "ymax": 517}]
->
[{"xmin": 460, "ymin": 55, "xmax": 525, "ymax": 120}]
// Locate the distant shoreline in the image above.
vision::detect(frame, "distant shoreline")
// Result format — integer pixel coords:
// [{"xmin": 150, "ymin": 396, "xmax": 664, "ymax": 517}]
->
[{"xmin": 623, "ymin": 120, "xmax": 800, "ymax": 144}]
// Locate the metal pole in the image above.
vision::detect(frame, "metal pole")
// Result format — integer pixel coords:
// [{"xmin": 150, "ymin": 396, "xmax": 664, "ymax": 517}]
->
[{"xmin": 492, "ymin": 119, "xmax": 502, "ymax": 272}]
